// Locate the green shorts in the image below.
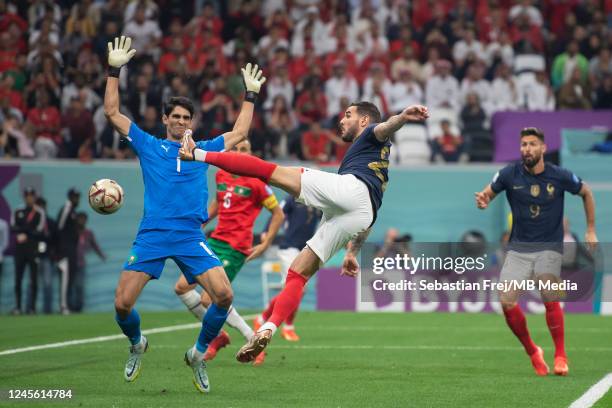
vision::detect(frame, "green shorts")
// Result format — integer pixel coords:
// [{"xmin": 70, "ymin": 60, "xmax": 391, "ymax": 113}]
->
[{"xmin": 208, "ymin": 238, "xmax": 247, "ymax": 282}]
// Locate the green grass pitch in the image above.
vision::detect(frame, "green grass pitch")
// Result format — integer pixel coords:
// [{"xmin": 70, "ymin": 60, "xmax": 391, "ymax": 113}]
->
[{"xmin": 0, "ymin": 311, "xmax": 610, "ymax": 407}]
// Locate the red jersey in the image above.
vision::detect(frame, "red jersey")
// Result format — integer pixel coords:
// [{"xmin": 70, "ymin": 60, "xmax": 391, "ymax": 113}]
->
[{"xmin": 210, "ymin": 170, "xmax": 278, "ymax": 255}]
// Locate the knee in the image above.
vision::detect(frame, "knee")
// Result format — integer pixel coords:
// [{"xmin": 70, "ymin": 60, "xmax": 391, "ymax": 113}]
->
[
  {"xmin": 499, "ymin": 291, "xmax": 518, "ymax": 311},
  {"xmin": 214, "ymin": 287, "xmax": 233, "ymax": 309},
  {"xmin": 174, "ymin": 280, "xmax": 189, "ymax": 296},
  {"xmin": 114, "ymin": 294, "xmax": 134, "ymax": 316}
]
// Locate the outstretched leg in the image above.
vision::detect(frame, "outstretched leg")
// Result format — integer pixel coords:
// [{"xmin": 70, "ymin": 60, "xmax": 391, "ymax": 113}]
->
[{"xmin": 191, "ymin": 151, "xmax": 303, "ymax": 197}]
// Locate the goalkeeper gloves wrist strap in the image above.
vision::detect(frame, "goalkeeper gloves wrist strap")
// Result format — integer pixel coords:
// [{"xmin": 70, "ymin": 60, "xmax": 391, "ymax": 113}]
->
[
  {"xmin": 108, "ymin": 66, "xmax": 122, "ymax": 78},
  {"xmin": 245, "ymin": 91, "xmax": 258, "ymax": 103}
]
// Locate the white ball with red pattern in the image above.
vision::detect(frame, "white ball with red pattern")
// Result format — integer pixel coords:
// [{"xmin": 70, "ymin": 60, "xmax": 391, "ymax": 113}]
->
[{"xmin": 88, "ymin": 179, "xmax": 124, "ymax": 215}]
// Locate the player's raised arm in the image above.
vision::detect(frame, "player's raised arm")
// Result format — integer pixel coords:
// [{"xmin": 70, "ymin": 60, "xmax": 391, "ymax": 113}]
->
[
  {"xmin": 223, "ymin": 63, "xmax": 267, "ymax": 150},
  {"xmin": 373, "ymin": 105, "xmax": 429, "ymax": 142},
  {"xmin": 577, "ymin": 183, "xmax": 598, "ymax": 249},
  {"xmin": 475, "ymin": 185, "xmax": 496, "ymax": 209},
  {"xmin": 104, "ymin": 36, "xmax": 136, "ymax": 136}
]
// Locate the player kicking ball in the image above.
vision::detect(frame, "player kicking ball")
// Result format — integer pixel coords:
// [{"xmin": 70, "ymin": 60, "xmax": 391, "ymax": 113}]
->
[
  {"xmin": 104, "ymin": 36, "xmax": 265, "ymax": 392},
  {"xmin": 174, "ymin": 139, "xmax": 284, "ymax": 364},
  {"xmin": 475, "ymin": 127, "xmax": 598, "ymax": 376},
  {"xmin": 180, "ymin": 100, "xmax": 429, "ymax": 362}
]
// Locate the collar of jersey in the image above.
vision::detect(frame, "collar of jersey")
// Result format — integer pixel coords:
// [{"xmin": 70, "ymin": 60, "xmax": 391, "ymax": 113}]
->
[{"xmin": 163, "ymin": 139, "xmax": 181, "ymax": 147}]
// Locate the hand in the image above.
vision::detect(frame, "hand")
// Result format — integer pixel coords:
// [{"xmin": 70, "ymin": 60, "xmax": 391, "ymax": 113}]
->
[
  {"xmin": 179, "ymin": 129, "xmax": 196, "ymax": 160},
  {"xmin": 246, "ymin": 243, "xmax": 268, "ymax": 262},
  {"xmin": 474, "ymin": 191, "xmax": 490, "ymax": 209},
  {"xmin": 241, "ymin": 62, "xmax": 266, "ymax": 94},
  {"xmin": 401, "ymin": 105, "xmax": 429, "ymax": 122},
  {"xmin": 16, "ymin": 233, "xmax": 27, "ymax": 243},
  {"xmin": 107, "ymin": 36, "xmax": 136, "ymax": 68},
  {"xmin": 341, "ymin": 252, "xmax": 360, "ymax": 277},
  {"xmin": 584, "ymin": 229, "xmax": 599, "ymax": 252}
]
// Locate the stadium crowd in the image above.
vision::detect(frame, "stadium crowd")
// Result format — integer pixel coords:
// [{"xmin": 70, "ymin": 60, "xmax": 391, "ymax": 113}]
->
[{"xmin": 0, "ymin": 0, "xmax": 610, "ymax": 163}]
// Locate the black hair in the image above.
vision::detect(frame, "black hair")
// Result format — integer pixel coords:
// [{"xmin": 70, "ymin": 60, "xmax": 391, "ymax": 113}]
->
[
  {"xmin": 163, "ymin": 96, "xmax": 194, "ymax": 119},
  {"xmin": 348, "ymin": 101, "xmax": 382, "ymax": 123},
  {"xmin": 520, "ymin": 127, "xmax": 544, "ymax": 141}
]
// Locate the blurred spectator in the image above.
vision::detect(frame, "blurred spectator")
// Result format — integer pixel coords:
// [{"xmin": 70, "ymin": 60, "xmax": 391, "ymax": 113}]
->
[
  {"xmin": 0, "ymin": 112, "xmax": 33, "ymax": 158},
  {"xmin": 127, "ymin": 73, "xmax": 162, "ymax": 124},
  {"xmin": 56, "ymin": 188, "xmax": 80, "ymax": 315},
  {"xmin": 460, "ymin": 63, "xmax": 492, "ymax": 113},
  {"xmin": 74, "ymin": 212, "xmax": 105, "ymax": 313},
  {"xmin": 426, "ymin": 60, "xmax": 460, "ymax": 111},
  {"xmin": 375, "ymin": 228, "xmax": 412, "ymax": 258},
  {"xmin": 461, "ymin": 93, "xmax": 487, "ymax": 133},
  {"xmin": 490, "ymin": 64, "xmax": 519, "ymax": 112},
  {"xmin": 263, "ymin": 64, "xmax": 294, "ymax": 111},
  {"xmin": 431, "ymin": 119, "xmax": 465, "ymax": 162},
  {"xmin": 453, "ymin": 27, "xmax": 485, "ymax": 69},
  {"xmin": 485, "ymin": 30, "xmax": 515, "ymax": 69},
  {"xmin": 589, "ymin": 47, "xmax": 612, "ymax": 87},
  {"xmin": 517, "ymin": 70, "xmax": 555, "ymax": 111},
  {"xmin": 509, "ymin": 0, "xmax": 543, "ymax": 27},
  {"xmin": 139, "ymin": 105, "xmax": 165, "ymax": 137},
  {"xmin": 558, "ymin": 68, "xmax": 592, "ymax": 109},
  {"xmin": 390, "ymin": 46, "xmax": 423, "ymax": 85},
  {"xmin": 389, "ymin": 69, "xmax": 424, "ymax": 114},
  {"xmin": 11, "ymin": 187, "xmax": 45, "ymax": 315},
  {"xmin": 301, "ymin": 121, "xmax": 332, "ymax": 162},
  {"xmin": 362, "ymin": 63, "xmax": 392, "ymax": 118},
  {"xmin": 551, "ymin": 40, "xmax": 589, "ymax": 90},
  {"xmin": 25, "ymin": 89, "xmax": 60, "ymax": 158},
  {"xmin": 34, "ymin": 196, "xmax": 55, "ymax": 314},
  {"xmin": 122, "ymin": 5, "xmax": 161, "ymax": 59},
  {"xmin": 0, "ymin": 216, "xmax": 7, "ymax": 304},
  {"xmin": 61, "ymin": 73, "xmax": 102, "ymax": 112},
  {"xmin": 265, "ymin": 94, "xmax": 297, "ymax": 159},
  {"xmin": 291, "ymin": 6, "xmax": 327, "ymax": 57},
  {"xmin": 294, "ymin": 75, "xmax": 328, "ymax": 128},
  {"xmin": 509, "ymin": 12, "xmax": 544, "ymax": 53},
  {"xmin": 324, "ymin": 60, "xmax": 359, "ymax": 120},
  {"xmin": 594, "ymin": 74, "xmax": 612, "ymax": 109},
  {"xmin": 62, "ymin": 95, "xmax": 95, "ymax": 159},
  {"xmin": 200, "ymin": 76, "xmax": 236, "ymax": 138},
  {"xmin": 123, "ymin": 0, "xmax": 158, "ymax": 24},
  {"xmin": 258, "ymin": 26, "xmax": 290, "ymax": 65}
]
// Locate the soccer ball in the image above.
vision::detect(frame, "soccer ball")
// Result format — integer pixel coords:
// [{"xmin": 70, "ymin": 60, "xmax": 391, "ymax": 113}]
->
[{"xmin": 88, "ymin": 179, "xmax": 124, "ymax": 215}]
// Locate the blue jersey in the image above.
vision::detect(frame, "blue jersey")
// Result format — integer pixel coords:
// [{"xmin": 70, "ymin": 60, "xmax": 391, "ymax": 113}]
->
[
  {"xmin": 278, "ymin": 196, "xmax": 321, "ymax": 250},
  {"xmin": 490, "ymin": 162, "xmax": 582, "ymax": 243},
  {"xmin": 338, "ymin": 124, "xmax": 390, "ymax": 217},
  {"xmin": 127, "ymin": 123, "xmax": 225, "ymax": 232}
]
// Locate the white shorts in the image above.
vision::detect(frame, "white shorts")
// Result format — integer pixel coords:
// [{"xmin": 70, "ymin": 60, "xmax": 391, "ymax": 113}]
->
[
  {"xmin": 298, "ymin": 169, "xmax": 373, "ymax": 264},
  {"xmin": 500, "ymin": 250, "xmax": 563, "ymax": 283},
  {"xmin": 277, "ymin": 247, "xmax": 300, "ymax": 284}
]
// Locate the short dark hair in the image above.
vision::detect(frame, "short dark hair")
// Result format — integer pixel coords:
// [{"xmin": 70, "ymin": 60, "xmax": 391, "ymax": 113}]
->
[
  {"xmin": 348, "ymin": 101, "xmax": 382, "ymax": 123},
  {"xmin": 520, "ymin": 127, "xmax": 544, "ymax": 141},
  {"xmin": 163, "ymin": 96, "xmax": 194, "ymax": 119}
]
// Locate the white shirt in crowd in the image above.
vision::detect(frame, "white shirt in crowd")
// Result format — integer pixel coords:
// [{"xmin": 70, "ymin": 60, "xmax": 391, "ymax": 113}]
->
[
  {"xmin": 426, "ymin": 75, "xmax": 460, "ymax": 111},
  {"xmin": 325, "ymin": 75, "xmax": 359, "ymax": 118},
  {"xmin": 263, "ymin": 77, "xmax": 295, "ymax": 110},
  {"xmin": 122, "ymin": 19, "xmax": 161, "ymax": 55},
  {"xmin": 389, "ymin": 80, "xmax": 423, "ymax": 113},
  {"xmin": 491, "ymin": 76, "xmax": 520, "ymax": 112}
]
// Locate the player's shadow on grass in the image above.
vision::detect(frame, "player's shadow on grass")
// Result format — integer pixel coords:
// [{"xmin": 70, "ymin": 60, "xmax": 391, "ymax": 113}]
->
[{"xmin": 0, "ymin": 357, "xmax": 107, "ymax": 380}]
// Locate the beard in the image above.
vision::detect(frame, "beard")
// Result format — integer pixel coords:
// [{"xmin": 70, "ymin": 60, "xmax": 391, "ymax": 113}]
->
[
  {"xmin": 341, "ymin": 125, "xmax": 358, "ymax": 142},
  {"xmin": 522, "ymin": 153, "xmax": 540, "ymax": 168}
]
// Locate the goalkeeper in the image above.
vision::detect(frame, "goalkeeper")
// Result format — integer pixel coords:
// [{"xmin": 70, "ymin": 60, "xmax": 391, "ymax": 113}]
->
[{"xmin": 104, "ymin": 36, "xmax": 266, "ymax": 393}]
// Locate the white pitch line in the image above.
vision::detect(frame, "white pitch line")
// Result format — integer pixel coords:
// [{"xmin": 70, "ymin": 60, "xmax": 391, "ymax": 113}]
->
[
  {"xmin": 569, "ymin": 373, "xmax": 612, "ymax": 408},
  {"xmin": 0, "ymin": 315, "xmax": 256, "ymax": 357}
]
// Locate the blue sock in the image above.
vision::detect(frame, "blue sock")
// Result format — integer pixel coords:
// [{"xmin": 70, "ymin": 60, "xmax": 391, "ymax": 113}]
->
[
  {"xmin": 196, "ymin": 304, "xmax": 229, "ymax": 352},
  {"xmin": 115, "ymin": 309, "xmax": 142, "ymax": 345}
]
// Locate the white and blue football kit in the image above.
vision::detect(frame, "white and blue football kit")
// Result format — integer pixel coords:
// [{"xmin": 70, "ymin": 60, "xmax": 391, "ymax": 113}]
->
[{"xmin": 123, "ymin": 123, "xmax": 224, "ymax": 283}]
